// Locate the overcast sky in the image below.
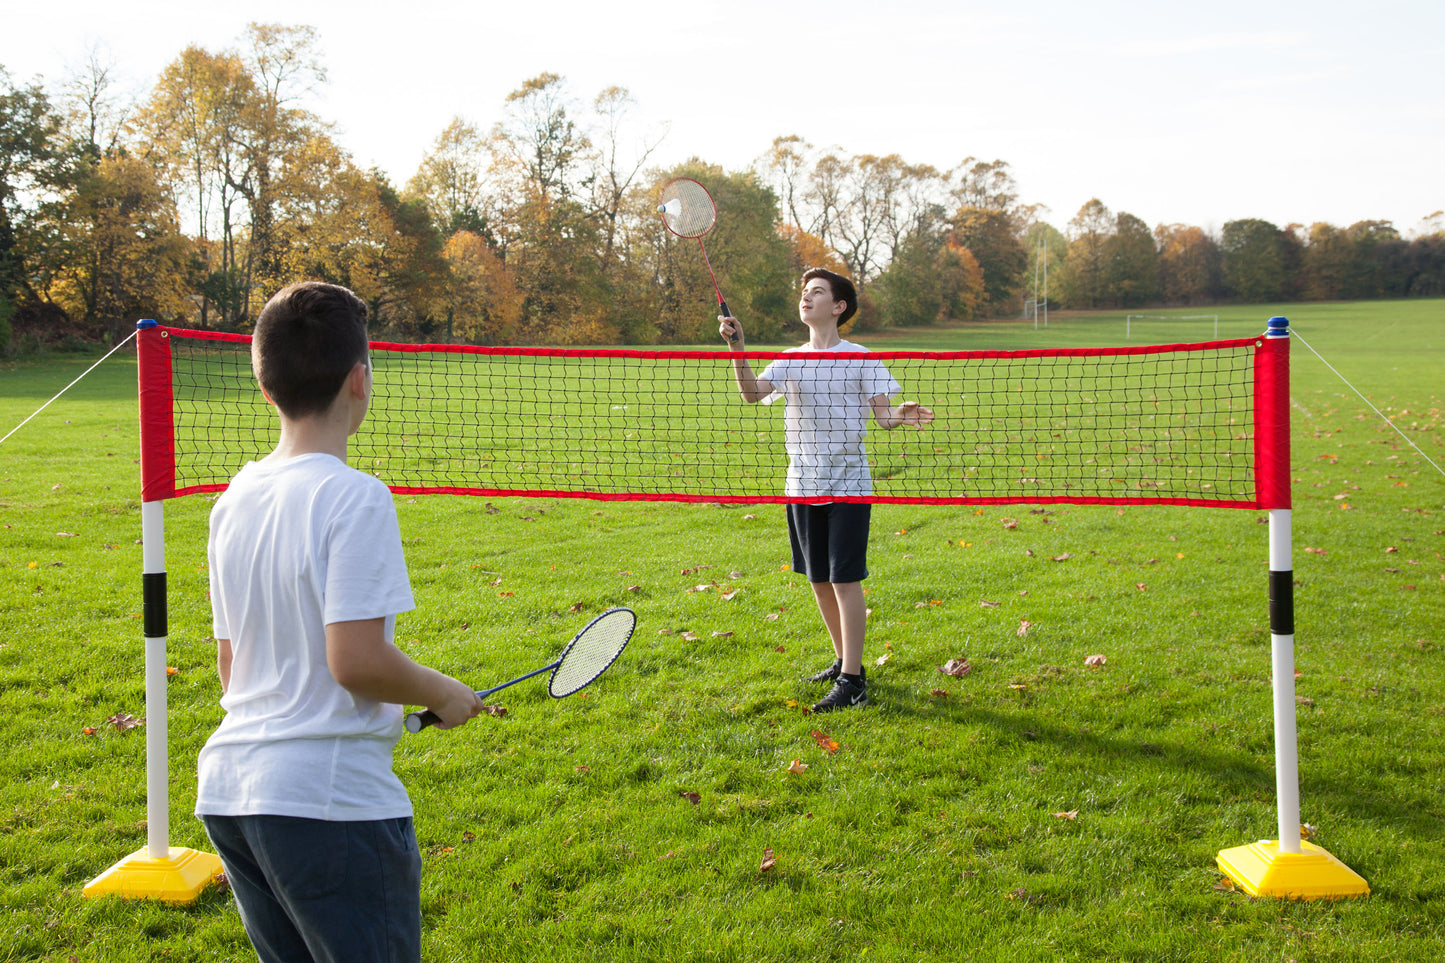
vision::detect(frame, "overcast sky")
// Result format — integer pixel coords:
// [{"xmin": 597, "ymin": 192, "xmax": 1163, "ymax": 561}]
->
[{"xmin": 4, "ymin": 0, "xmax": 1442, "ymax": 236}]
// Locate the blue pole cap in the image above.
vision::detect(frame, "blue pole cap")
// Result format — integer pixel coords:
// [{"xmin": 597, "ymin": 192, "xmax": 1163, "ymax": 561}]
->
[
  {"xmin": 1266, "ymin": 316, "xmax": 1289, "ymax": 337},
  {"xmin": 137, "ymin": 319, "xmax": 159, "ymax": 330}
]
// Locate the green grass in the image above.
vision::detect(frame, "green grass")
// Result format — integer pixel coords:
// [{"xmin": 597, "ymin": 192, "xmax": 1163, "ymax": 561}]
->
[{"xmin": 1, "ymin": 299, "xmax": 1442, "ymax": 961}]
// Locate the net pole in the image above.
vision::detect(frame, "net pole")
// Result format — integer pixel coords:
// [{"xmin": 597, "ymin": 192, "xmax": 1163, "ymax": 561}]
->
[
  {"xmin": 1263, "ymin": 315, "xmax": 1301, "ymax": 854},
  {"xmin": 84, "ymin": 320, "xmax": 224, "ymax": 903},
  {"xmin": 142, "ymin": 500, "xmax": 169, "ymax": 859}
]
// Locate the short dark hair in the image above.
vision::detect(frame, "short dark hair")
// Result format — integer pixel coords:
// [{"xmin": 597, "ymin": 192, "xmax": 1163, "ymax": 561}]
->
[
  {"xmin": 802, "ymin": 267, "xmax": 858, "ymax": 325},
  {"xmin": 252, "ymin": 281, "xmax": 370, "ymax": 419}
]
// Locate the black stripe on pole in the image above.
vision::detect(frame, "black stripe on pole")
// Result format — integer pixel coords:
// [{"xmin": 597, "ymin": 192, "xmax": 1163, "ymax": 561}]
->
[
  {"xmin": 143, "ymin": 571, "xmax": 167, "ymax": 638},
  {"xmin": 1269, "ymin": 569, "xmax": 1294, "ymax": 636}
]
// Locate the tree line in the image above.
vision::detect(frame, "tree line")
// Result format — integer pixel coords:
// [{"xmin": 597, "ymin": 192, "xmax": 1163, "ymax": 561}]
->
[{"xmin": 2, "ymin": 24, "xmax": 1442, "ymax": 354}]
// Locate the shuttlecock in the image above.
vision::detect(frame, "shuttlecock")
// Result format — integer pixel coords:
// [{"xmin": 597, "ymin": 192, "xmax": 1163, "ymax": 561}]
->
[{"xmin": 659, "ymin": 198, "xmax": 682, "ymax": 217}]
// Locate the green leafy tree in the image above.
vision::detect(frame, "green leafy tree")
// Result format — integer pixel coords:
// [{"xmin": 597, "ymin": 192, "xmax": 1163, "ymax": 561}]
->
[
  {"xmin": 0, "ymin": 67, "xmax": 64, "ymax": 349},
  {"xmin": 1221, "ymin": 218, "xmax": 1287, "ymax": 302},
  {"xmin": 1102, "ymin": 211, "xmax": 1159, "ymax": 307}
]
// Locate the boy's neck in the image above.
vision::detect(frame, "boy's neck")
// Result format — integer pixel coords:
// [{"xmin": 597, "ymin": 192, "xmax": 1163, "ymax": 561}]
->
[
  {"xmin": 267, "ymin": 416, "xmax": 351, "ymax": 463},
  {"xmin": 803, "ymin": 321, "xmax": 843, "ymax": 349}
]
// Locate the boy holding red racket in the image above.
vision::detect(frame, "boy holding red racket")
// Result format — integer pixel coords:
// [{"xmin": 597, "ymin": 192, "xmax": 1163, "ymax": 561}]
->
[
  {"xmin": 720, "ymin": 268, "xmax": 933, "ymax": 712},
  {"xmin": 196, "ymin": 281, "xmax": 484, "ymax": 962}
]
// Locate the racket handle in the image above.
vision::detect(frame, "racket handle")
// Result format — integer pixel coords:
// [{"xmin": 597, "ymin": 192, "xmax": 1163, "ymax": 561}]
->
[
  {"xmin": 720, "ymin": 300, "xmax": 738, "ymax": 342},
  {"xmin": 405, "ymin": 709, "xmax": 440, "ymax": 733}
]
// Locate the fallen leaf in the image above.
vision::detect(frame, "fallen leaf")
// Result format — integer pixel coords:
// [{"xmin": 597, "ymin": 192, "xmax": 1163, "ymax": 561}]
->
[
  {"xmin": 166, "ymin": 666, "xmax": 179, "ymax": 676},
  {"xmin": 980, "ymin": 599, "xmax": 1000, "ymax": 608},
  {"xmin": 1052, "ymin": 810, "xmax": 1079, "ymax": 820},
  {"xmin": 811, "ymin": 730, "xmax": 839, "ymax": 754},
  {"xmin": 874, "ymin": 654, "xmax": 890, "ymax": 667},
  {"xmin": 678, "ymin": 791, "xmax": 701, "ymax": 806},
  {"xmin": 1135, "ymin": 583, "xmax": 1148, "ymax": 592},
  {"xmin": 720, "ymin": 590, "xmax": 739, "ymax": 601},
  {"xmin": 1017, "ymin": 619, "xmax": 1035, "ymax": 637},
  {"xmin": 759, "ymin": 848, "xmax": 776, "ymax": 872},
  {"xmin": 81, "ymin": 727, "xmax": 97, "ymax": 736},
  {"xmin": 929, "ymin": 688, "xmax": 949, "ymax": 698},
  {"xmin": 107, "ymin": 712, "xmax": 143, "ymax": 732},
  {"xmin": 712, "ymin": 630, "xmax": 733, "ymax": 638},
  {"xmin": 1002, "ymin": 518, "xmax": 1018, "ymax": 530},
  {"xmin": 1213, "ymin": 877, "xmax": 1237, "ymax": 893},
  {"xmin": 786, "ymin": 759, "xmax": 808, "ymax": 774},
  {"xmin": 483, "ymin": 705, "xmax": 507, "ymax": 717},
  {"xmin": 1301, "ymin": 823, "xmax": 1318, "ymax": 840},
  {"xmin": 1304, "ymin": 547, "xmax": 1327, "ymax": 555},
  {"xmin": 939, "ymin": 658, "xmax": 972, "ymax": 677},
  {"xmin": 1084, "ymin": 654, "xmax": 1107, "ymax": 667},
  {"xmin": 1051, "ymin": 553, "xmax": 1072, "ymax": 562}
]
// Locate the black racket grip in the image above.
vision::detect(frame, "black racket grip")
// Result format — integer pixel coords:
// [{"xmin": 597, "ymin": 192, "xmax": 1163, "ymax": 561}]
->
[
  {"xmin": 405, "ymin": 709, "xmax": 440, "ymax": 733},
  {"xmin": 720, "ymin": 300, "xmax": 738, "ymax": 342}
]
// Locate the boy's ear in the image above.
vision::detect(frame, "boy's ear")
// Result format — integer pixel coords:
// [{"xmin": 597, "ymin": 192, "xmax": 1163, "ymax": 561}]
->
[{"xmin": 347, "ymin": 361, "xmax": 370, "ymax": 400}]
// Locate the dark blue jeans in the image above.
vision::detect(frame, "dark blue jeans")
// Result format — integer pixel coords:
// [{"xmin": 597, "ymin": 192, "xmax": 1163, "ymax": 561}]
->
[{"xmin": 202, "ymin": 814, "xmax": 422, "ymax": 963}]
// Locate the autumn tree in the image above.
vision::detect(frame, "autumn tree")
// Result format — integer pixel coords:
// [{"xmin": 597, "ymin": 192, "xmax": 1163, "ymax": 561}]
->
[
  {"xmin": 1056, "ymin": 199, "xmax": 1114, "ymax": 308},
  {"xmin": 438, "ymin": 230, "xmax": 522, "ymax": 343},
  {"xmin": 0, "ymin": 67, "xmax": 67, "ymax": 351},
  {"xmin": 405, "ymin": 117, "xmax": 491, "ymax": 238},
  {"xmin": 1155, "ymin": 224, "xmax": 1221, "ymax": 304},
  {"xmin": 49, "ymin": 154, "xmax": 190, "ymax": 337}
]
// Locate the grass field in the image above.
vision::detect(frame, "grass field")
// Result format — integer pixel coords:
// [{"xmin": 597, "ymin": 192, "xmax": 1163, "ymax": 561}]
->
[{"xmin": 1, "ymin": 299, "xmax": 1441, "ymax": 961}]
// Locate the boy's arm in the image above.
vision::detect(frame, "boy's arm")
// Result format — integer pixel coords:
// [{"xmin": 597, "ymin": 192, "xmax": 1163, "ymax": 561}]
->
[
  {"xmin": 870, "ymin": 395, "xmax": 935, "ymax": 430},
  {"xmin": 216, "ymin": 638, "xmax": 233, "ymax": 694},
  {"xmin": 720, "ymin": 314, "xmax": 772, "ymax": 403},
  {"xmin": 326, "ymin": 618, "xmax": 485, "ymax": 729}
]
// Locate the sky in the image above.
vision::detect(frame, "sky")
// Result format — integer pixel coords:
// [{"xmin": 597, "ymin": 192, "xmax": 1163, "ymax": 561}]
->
[{"xmin": 4, "ymin": 0, "xmax": 1443, "ymax": 237}]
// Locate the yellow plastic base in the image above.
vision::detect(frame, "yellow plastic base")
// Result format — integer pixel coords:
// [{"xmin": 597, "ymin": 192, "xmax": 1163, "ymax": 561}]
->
[
  {"xmin": 1216, "ymin": 839, "xmax": 1369, "ymax": 900},
  {"xmin": 83, "ymin": 847, "xmax": 225, "ymax": 904}
]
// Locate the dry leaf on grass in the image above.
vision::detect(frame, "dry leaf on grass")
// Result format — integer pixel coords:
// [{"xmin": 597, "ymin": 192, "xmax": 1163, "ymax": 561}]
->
[
  {"xmin": 810, "ymin": 730, "xmax": 839, "ymax": 754},
  {"xmin": 678, "ymin": 791, "xmax": 701, "ymax": 806},
  {"xmin": 1017, "ymin": 619, "xmax": 1036, "ymax": 637},
  {"xmin": 785, "ymin": 759, "xmax": 808, "ymax": 774},
  {"xmin": 759, "ymin": 848, "xmax": 777, "ymax": 872},
  {"xmin": 938, "ymin": 658, "xmax": 972, "ymax": 677},
  {"xmin": 1083, "ymin": 654, "xmax": 1107, "ymax": 667}
]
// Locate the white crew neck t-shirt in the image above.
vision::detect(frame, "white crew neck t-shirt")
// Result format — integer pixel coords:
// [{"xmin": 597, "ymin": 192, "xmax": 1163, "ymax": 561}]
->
[
  {"xmin": 196, "ymin": 452, "xmax": 416, "ymax": 821},
  {"xmin": 759, "ymin": 341, "xmax": 901, "ymax": 498}
]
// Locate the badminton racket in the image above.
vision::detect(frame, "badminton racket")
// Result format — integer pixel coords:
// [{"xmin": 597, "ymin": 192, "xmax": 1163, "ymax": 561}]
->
[
  {"xmin": 405, "ymin": 607, "xmax": 637, "ymax": 733},
  {"xmin": 658, "ymin": 177, "xmax": 735, "ymax": 340}
]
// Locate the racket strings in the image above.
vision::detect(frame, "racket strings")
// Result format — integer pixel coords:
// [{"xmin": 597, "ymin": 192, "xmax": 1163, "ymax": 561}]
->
[
  {"xmin": 661, "ymin": 180, "xmax": 716, "ymax": 238},
  {"xmin": 549, "ymin": 610, "xmax": 636, "ymax": 696}
]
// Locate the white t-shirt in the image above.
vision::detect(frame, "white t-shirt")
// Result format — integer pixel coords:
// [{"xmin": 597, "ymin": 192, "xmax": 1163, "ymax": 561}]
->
[
  {"xmin": 196, "ymin": 452, "xmax": 416, "ymax": 821},
  {"xmin": 759, "ymin": 341, "xmax": 901, "ymax": 498}
]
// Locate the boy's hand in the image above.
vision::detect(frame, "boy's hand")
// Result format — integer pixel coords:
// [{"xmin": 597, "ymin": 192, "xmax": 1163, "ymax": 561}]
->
[
  {"xmin": 427, "ymin": 677, "xmax": 486, "ymax": 730},
  {"xmin": 897, "ymin": 401, "xmax": 935, "ymax": 427},
  {"xmin": 719, "ymin": 315, "xmax": 744, "ymax": 347}
]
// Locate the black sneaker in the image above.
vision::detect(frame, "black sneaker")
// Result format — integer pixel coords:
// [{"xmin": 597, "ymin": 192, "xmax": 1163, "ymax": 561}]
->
[
  {"xmin": 812, "ymin": 675, "xmax": 867, "ymax": 713},
  {"xmin": 803, "ymin": 658, "xmax": 843, "ymax": 684}
]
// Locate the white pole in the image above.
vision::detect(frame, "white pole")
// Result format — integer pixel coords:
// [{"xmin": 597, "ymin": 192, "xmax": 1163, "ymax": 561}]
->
[
  {"xmin": 1269, "ymin": 508, "xmax": 1301, "ymax": 853},
  {"xmin": 1041, "ymin": 239, "xmax": 1048, "ymax": 328},
  {"xmin": 141, "ymin": 500, "xmax": 169, "ymax": 860}
]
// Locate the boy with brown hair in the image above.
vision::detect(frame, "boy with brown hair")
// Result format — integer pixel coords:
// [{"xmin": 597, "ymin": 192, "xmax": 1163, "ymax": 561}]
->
[
  {"xmin": 196, "ymin": 281, "xmax": 484, "ymax": 962},
  {"xmin": 720, "ymin": 268, "xmax": 933, "ymax": 712}
]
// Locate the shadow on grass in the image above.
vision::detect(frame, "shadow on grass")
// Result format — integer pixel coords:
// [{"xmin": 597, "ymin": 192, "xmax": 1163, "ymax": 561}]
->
[{"xmin": 867, "ymin": 678, "xmax": 1438, "ymax": 840}]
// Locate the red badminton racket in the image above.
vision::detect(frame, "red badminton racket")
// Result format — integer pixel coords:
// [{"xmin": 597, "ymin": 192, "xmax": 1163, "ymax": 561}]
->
[{"xmin": 658, "ymin": 177, "xmax": 735, "ymax": 340}]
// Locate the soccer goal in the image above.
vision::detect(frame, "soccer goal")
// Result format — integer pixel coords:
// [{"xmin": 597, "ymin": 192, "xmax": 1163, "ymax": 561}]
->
[
  {"xmin": 1126, "ymin": 313, "xmax": 1220, "ymax": 340},
  {"xmin": 89, "ymin": 317, "xmax": 1367, "ymax": 904}
]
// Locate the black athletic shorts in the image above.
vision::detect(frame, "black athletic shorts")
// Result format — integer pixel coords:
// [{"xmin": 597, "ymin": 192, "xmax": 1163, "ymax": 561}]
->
[{"xmin": 787, "ymin": 502, "xmax": 872, "ymax": 584}]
